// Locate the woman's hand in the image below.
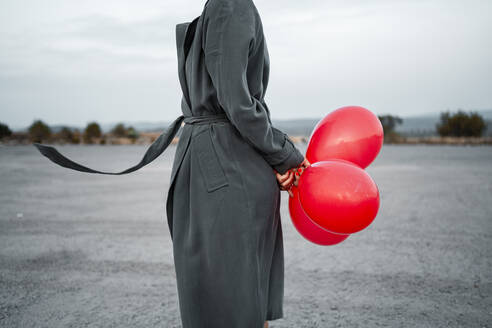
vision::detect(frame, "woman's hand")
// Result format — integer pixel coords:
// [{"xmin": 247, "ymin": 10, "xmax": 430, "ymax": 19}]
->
[
  {"xmin": 274, "ymin": 169, "xmax": 295, "ymax": 197},
  {"xmin": 273, "ymin": 157, "xmax": 311, "ymax": 197},
  {"xmin": 292, "ymin": 157, "xmax": 311, "ymax": 188}
]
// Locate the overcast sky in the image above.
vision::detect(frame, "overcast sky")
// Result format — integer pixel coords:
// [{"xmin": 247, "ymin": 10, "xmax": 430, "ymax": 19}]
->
[{"xmin": 1, "ymin": 0, "xmax": 491, "ymax": 129}]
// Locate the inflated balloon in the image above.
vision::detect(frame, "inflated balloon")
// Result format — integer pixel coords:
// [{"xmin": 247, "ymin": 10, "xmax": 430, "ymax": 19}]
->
[
  {"xmin": 288, "ymin": 186, "xmax": 350, "ymax": 246},
  {"xmin": 298, "ymin": 160, "xmax": 380, "ymax": 234},
  {"xmin": 306, "ymin": 106, "xmax": 383, "ymax": 169}
]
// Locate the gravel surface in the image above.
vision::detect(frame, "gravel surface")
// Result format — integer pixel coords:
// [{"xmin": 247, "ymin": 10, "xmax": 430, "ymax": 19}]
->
[{"xmin": 0, "ymin": 144, "xmax": 491, "ymax": 327}]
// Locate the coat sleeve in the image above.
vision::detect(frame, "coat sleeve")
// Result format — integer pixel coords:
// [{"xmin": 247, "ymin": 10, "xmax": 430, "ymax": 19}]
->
[{"xmin": 202, "ymin": 0, "xmax": 304, "ymax": 175}]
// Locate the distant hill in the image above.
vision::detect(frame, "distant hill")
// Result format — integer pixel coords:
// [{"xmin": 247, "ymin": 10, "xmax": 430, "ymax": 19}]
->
[
  {"xmin": 270, "ymin": 118, "xmax": 320, "ymax": 138},
  {"xmin": 272, "ymin": 109, "xmax": 492, "ymax": 137},
  {"xmin": 393, "ymin": 109, "xmax": 492, "ymax": 137}
]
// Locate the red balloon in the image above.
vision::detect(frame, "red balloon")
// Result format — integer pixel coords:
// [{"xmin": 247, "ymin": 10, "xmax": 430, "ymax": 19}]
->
[
  {"xmin": 306, "ymin": 106, "xmax": 383, "ymax": 169},
  {"xmin": 298, "ymin": 160, "xmax": 380, "ymax": 234},
  {"xmin": 288, "ymin": 186, "xmax": 350, "ymax": 246}
]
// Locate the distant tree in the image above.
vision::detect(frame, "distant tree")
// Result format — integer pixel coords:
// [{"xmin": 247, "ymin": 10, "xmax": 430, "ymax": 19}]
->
[
  {"xmin": 126, "ymin": 126, "xmax": 139, "ymax": 143},
  {"xmin": 58, "ymin": 126, "xmax": 78, "ymax": 144},
  {"xmin": 110, "ymin": 123, "xmax": 139, "ymax": 143},
  {"xmin": 0, "ymin": 122, "xmax": 12, "ymax": 139},
  {"xmin": 83, "ymin": 122, "xmax": 102, "ymax": 144},
  {"xmin": 378, "ymin": 114, "xmax": 404, "ymax": 143},
  {"xmin": 28, "ymin": 120, "xmax": 52, "ymax": 143},
  {"xmin": 111, "ymin": 123, "xmax": 127, "ymax": 137},
  {"xmin": 436, "ymin": 109, "xmax": 486, "ymax": 137},
  {"xmin": 72, "ymin": 128, "xmax": 81, "ymax": 144},
  {"xmin": 378, "ymin": 114, "xmax": 403, "ymax": 134}
]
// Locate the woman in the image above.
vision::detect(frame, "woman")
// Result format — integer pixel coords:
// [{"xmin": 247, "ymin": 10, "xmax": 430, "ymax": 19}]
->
[{"xmin": 33, "ymin": 0, "xmax": 310, "ymax": 326}]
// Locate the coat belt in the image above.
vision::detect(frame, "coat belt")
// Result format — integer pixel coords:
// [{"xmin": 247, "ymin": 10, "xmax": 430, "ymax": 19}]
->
[
  {"xmin": 183, "ymin": 113, "xmax": 229, "ymax": 125},
  {"xmin": 33, "ymin": 113, "xmax": 230, "ymax": 175}
]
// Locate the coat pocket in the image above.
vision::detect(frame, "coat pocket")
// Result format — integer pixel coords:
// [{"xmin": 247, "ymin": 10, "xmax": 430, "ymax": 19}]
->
[{"xmin": 193, "ymin": 127, "xmax": 229, "ymax": 192}]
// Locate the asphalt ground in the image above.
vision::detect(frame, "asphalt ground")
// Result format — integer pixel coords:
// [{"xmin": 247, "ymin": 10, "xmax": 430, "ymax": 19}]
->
[{"xmin": 1, "ymin": 144, "xmax": 490, "ymax": 327}]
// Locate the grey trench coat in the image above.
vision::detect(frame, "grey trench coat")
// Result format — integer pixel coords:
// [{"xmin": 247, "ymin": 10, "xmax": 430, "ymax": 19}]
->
[{"xmin": 33, "ymin": 0, "xmax": 305, "ymax": 326}]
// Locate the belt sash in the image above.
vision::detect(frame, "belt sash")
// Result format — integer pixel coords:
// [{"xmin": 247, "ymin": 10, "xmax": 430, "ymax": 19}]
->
[{"xmin": 33, "ymin": 113, "xmax": 229, "ymax": 175}]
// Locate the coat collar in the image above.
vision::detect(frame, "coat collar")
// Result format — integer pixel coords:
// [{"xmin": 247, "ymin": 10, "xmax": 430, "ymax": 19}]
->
[{"xmin": 176, "ymin": 15, "xmax": 200, "ymax": 114}]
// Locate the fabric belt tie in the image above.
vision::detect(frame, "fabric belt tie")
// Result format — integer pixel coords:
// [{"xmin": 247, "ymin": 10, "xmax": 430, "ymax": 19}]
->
[
  {"xmin": 183, "ymin": 113, "xmax": 228, "ymax": 125},
  {"xmin": 33, "ymin": 113, "xmax": 229, "ymax": 175}
]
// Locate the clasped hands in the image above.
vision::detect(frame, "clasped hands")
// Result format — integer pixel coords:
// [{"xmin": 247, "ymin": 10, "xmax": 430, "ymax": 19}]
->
[{"xmin": 273, "ymin": 158, "xmax": 311, "ymax": 197}]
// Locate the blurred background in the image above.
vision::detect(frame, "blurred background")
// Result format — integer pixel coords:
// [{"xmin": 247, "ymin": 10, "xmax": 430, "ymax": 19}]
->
[{"xmin": 1, "ymin": 0, "xmax": 491, "ymax": 327}]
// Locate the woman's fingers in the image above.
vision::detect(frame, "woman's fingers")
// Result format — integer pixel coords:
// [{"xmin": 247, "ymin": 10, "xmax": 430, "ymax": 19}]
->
[
  {"xmin": 280, "ymin": 171, "xmax": 294, "ymax": 189},
  {"xmin": 275, "ymin": 170, "xmax": 292, "ymax": 184},
  {"xmin": 274, "ymin": 168, "xmax": 298, "ymax": 197},
  {"xmin": 284, "ymin": 172, "xmax": 295, "ymax": 198},
  {"xmin": 277, "ymin": 170, "xmax": 294, "ymax": 192},
  {"xmin": 275, "ymin": 173, "xmax": 288, "ymax": 184},
  {"xmin": 293, "ymin": 169, "xmax": 301, "ymax": 186},
  {"xmin": 296, "ymin": 158, "xmax": 311, "ymax": 176},
  {"xmin": 272, "ymin": 157, "xmax": 311, "ymax": 196},
  {"xmin": 290, "ymin": 158, "xmax": 311, "ymax": 188}
]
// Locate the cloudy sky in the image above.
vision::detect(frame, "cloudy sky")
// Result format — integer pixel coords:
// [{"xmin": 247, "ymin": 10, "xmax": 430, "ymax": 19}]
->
[{"xmin": 1, "ymin": 0, "xmax": 491, "ymax": 129}]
